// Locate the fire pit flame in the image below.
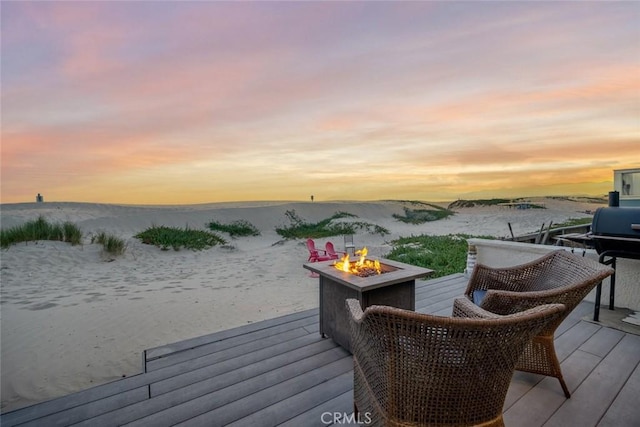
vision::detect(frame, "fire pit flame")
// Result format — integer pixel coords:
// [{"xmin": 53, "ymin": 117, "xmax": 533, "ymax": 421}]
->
[{"xmin": 334, "ymin": 247, "xmax": 383, "ymax": 277}]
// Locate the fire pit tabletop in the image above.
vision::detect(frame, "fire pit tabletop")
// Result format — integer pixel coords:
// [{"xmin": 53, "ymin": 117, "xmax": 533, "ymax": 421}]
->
[{"xmin": 303, "ymin": 258, "xmax": 433, "ymax": 292}]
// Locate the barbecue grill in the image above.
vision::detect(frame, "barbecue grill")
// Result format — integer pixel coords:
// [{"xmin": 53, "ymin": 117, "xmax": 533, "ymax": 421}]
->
[
  {"xmin": 590, "ymin": 207, "xmax": 640, "ymax": 321},
  {"xmin": 591, "ymin": 207, "xmax": 640, "ymax": 254}
]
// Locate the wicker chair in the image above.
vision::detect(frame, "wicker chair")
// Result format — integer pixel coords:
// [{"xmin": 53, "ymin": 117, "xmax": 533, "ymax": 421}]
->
[
  {"xmin": 347, "ymin": 298, "xmax": 566, "ymax": 427},
  {"xmin": 453, "ymin": 250, "xmax": 614, "ymax": 398}
]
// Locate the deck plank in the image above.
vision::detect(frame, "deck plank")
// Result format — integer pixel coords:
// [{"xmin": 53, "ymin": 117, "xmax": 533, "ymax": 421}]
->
[
  {"xmin": 144, "ymin": 308, "xmax": 318, "ymax": 361},
  {"xmin": 223, "ymin": 372, "xmax": 353, "ymax": 427},
  {"xmin": 172, "ymin": 361, "xmax": 353, "ymax": 427},
  {"xmin": 552, "ymin": 319, "xmax": 601, "ymax": 363},
  {"xmin": 414, "ymin": 273, "xmax": 466, "ymax": 297},
  {"xmin": 415, "ymin": 274, "xmax": 466, "ymax": 295},
  {"xmin": 416, "ymin": 279, "xmax": 467, "ymax": 312},
  {"xmin": 504, "ymin": 350, "xmax": 602, "ymax": 426},
  {"xmin": 579, "ymin": 325, "xmax": 626, "ymax": 358},
  {"xmin": 13, "ymin": 387, "xmax": 148, "ymax": 427},
  {"xmin": 598, "ymin": 361, "xmax": 640, "ymax": 427},
  {"xmin": 502, "ymin": 319, "xmax": 600, "ymax": 409},
  {"xmin": 75, "ymin": 339, "xmax": 342, "ymax": 426},
  {"xmin": 125, "ymin": 350, "xmax": 351, "ymax": 427},
  {"xmin": 0, "ymin": 373, "xmax": 153, "ymax": 427},
  {"xmin": 555, "ymin": 301, "xmax": 596, "ymax": 337},
  {"xmin": 146, "ymin": 315, "xmax": 318, "ymax": 371},
  {"xmin": 543, "ymin": 333, "xmax": 640, "ymax": 427},
  {"xmin": 148, "ymin": 328, "xmax": 313, "ymax": 382},
  {"xmin": 277, "ymin": 391, "xmax": 354, "ymax": 427},
  {"xmin": 150, "ymin": 334, "xmax": 332, "ymax": 397}
]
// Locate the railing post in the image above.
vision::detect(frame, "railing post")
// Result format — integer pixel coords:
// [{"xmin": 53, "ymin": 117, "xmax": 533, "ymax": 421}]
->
[{"xmin": 465, "ymin": 243, "xmax": 477, "ymax": 277}]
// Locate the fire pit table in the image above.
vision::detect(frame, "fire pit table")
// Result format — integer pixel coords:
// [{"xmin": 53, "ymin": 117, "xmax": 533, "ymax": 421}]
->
[{"xmin": 303, "ymin": 257, "xmax": 433, "ymax": 352}]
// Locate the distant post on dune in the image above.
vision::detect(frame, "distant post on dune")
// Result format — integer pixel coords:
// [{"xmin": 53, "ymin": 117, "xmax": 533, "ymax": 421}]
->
[
  {"xmin": 311, "ymin": 195, "xmax": 314, "ymax": 202},
  {"xmin": 36, "ymin": 193, "xmax": 44, "ymax": 203}
]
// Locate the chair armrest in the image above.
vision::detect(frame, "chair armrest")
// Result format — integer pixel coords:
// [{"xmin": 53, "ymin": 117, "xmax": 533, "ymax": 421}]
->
[
  {"xmin": 478, "ymin": 288, "xmax": 572, "ymax": 315},
  {"xmin": 452, "ymin": 297, "xmax": 502, "ymax": 319},
  {"xmin": 346, "ymin": 298, "xmax": 365, "ymax": 322},
  {"xmin": 454, "ymin": 296, "xmax": 566, "ymax": 322}
]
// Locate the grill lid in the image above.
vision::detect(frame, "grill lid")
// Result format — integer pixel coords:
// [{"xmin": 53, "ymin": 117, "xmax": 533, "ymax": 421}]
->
[
  {"xmin": 591, "ymin": 207, "xmax": 640, "ymax": 255},
  {"xmin": 592, "ymin": 207, "xmax": 640, "ymax": 237}
]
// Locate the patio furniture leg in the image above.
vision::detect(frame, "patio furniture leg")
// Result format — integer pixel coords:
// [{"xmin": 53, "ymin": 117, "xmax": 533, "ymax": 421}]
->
[{"xmin": 558, "ymin": 376, "xmax": 571, "ymax": 399}]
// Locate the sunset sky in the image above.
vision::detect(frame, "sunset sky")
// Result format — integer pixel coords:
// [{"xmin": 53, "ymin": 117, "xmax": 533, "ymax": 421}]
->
[{"xmin": 2, "ymin": 1, "xmax": 639, "ymax": 205}]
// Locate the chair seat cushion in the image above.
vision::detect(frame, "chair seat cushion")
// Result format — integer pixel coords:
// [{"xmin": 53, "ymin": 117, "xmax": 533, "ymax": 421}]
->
[{"xmin": 473, "ymin": 290, "xmax": 487, "ymax": 305}]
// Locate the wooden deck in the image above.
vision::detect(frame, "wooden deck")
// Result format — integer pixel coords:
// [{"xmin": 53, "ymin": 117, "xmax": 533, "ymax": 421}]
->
[{"xmin": 2, "ymin": 273, "xmax": 639, "ymax": 426}]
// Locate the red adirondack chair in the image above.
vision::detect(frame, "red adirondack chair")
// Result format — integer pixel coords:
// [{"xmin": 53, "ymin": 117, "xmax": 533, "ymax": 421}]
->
[
  {"xmin": 325, "ymin": 241, "xmax": 344, "ymax": 260},
  {"xmin": 306, "ymin": 239, "xmax": 332, "ymax": 262}
]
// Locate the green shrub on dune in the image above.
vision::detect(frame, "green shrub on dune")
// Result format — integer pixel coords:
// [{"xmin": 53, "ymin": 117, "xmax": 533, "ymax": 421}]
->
[
  {"xmin": 448, "ymin": 199, "xmax": 510, "ymax": 209},
  {"xmin": 393, "ymin": 207, "xmax": 454, "ymax": 224},
  {"xmin": 275, "ymin": 210, "xmax": 388, "ymax": 239},
  {"xmin": 63, "ymin": 221, "xmax": 83, "ymax": 245},
  {"xmin": 135, "ymin": 225, "xmax": 226, "ymax": 251},
  {"xmin": 0, "ymin": 216, "xmax": 82, "ymax": 248},
  {"xmin": 448, "ymin": 198, "xmax": 545, "ymax": 209},
  {"xmin": 207, "ymin": 219, "xmax": 260, "ymax": 237},
  {"xmin": 92, "ymin": 232, "xmax": 127, "ymax": 256},
  {"xmin": 385, "ymin": 234, "xmax": 491, "ymax": 278}
]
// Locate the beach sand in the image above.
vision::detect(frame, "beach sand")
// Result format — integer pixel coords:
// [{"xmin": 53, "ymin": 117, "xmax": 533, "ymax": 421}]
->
[{"xmin": 0, "ymin": 197, "xmax": 604, "ymax": 412}]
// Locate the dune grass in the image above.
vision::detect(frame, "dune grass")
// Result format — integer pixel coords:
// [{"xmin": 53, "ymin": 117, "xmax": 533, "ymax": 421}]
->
[
  {"xmin": 385, "ymin": 234, "xmax": 492, "ymax": 278},
  {"xmin": 135, "ymin": 225, "xmax": 226, "ymax": 251},
  {"xmin": 549, "ymin": 195, "xmax": 607, "ymax": 204},
  {"xmin": 0, "ymin": 216, "xmax": 83, "ymax": 248},
  {"xmin": 91, "ymin": 232, "xmax": 127, "ymax": 256},
  {"xmin": 275, "ymin": 210, "xmax": 388, "ymax": 239},
  {"xmin": 207, "ymin": 219, "xmax": 260, "ymax": 237},
  {"xmin": 448, "ymin": 199, "xmax": 511, "ymax": 209},
  {"xmin": 393, "ymin": 206, "xmax": 454, "ymax": 224},
  {"xmin": 448, "ymin": 198, "xmax": 545, "ymax": 209}
]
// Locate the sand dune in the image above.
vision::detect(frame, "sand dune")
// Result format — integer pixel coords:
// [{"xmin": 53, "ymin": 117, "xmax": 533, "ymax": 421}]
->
[{"xmin": 0, "ymin": 197, "xmax": 604, "ymax": 411}]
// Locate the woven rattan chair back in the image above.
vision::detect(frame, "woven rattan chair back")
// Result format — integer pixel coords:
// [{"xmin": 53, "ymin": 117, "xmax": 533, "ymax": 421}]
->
[
  {"xmin": 454, "ymin": 250, "xmax": 614, "ymax": 397},
  {"xmin": 347, "ymin": 299, "xmax": 566, "ymax": 427}
]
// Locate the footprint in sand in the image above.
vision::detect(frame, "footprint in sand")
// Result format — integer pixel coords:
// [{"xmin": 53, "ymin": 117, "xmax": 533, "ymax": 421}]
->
[{"xmin": 27, "ymin": 302, "xmax": 58, "ymax": 311}]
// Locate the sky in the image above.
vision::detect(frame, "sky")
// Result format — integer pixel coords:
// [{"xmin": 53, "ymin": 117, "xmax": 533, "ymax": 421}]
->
[{"xmin": 1, "ymin": 1, "xmax": 639, "ymax": 205}]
